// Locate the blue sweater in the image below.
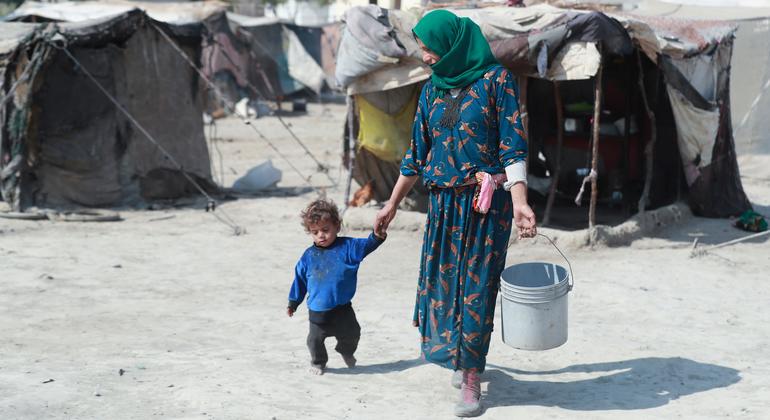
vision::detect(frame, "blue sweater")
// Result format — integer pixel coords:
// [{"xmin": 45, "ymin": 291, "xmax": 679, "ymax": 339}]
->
[{"xmin": 289, "ymin": 233, "xmax": 384, "ymax": 312}]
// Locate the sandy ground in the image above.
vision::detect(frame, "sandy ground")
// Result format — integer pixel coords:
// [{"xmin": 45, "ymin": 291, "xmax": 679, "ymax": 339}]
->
[{"xmin": 1, "ymin": 102, "xmax": 770, "ymax": 420}]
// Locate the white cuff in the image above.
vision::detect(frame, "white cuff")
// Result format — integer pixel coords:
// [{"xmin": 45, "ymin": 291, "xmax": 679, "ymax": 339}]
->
[{"xmin": 503, "ymin": 161, "xmax": 527, "ymax": 191}]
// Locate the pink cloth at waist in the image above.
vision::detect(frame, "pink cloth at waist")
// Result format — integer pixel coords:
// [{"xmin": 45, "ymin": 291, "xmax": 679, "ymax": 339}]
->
[{"xmin": 473, "ymin": 172, "xmax": 507, "ymax": 214}]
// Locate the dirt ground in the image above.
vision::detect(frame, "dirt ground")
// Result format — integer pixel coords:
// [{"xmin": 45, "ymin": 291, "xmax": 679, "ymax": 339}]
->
[{"xmin": 1, "ymin": 102, "xmax": 769, "ymax": 419}]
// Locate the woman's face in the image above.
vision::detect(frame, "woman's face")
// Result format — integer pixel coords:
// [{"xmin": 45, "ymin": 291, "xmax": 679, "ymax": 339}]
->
[{"xmin": 416, "ymin": 38, "xmax": 440, "ymax": 66}]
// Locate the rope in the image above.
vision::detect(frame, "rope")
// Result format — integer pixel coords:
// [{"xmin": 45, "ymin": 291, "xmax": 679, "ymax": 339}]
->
[
  {"xmin": 150, "ymin": 22, "xmax": 334, "ymax": 188},
  {"xmin": 574, "ymin": 169, "xmax": 597, "ymax": 206},
  {"xmin": 50, "ymin": 41, "xmax": 245, "ymax": 236}
]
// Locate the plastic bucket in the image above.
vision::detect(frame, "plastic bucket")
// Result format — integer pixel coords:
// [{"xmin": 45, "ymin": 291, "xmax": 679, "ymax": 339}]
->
[{"xmin": 500, "ymin": 234, "xmax": 573, "ymax": 351}]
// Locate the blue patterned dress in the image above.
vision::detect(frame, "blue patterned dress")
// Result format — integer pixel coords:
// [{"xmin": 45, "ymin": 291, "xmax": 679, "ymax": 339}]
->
[{"xmin": 400, "ymin": 65, "xmax": 528, "ymax": 372}]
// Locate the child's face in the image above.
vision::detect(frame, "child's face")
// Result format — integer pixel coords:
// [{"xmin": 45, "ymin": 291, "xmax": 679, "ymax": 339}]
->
[{"xmin": 308, "ymin": 218, "xmax": 340, "ymax": 248}]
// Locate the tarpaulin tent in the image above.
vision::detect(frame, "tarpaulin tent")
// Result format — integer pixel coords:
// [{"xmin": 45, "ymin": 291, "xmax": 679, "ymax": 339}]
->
[
  {"xmin": 5, "ymin": 1, "xmax": 338, "ymax": 109},
  {"xmin": 201, "ymin": 11, "xmax": 335, "ymax": 106},
  {"xmin": 626, "ymin": 0, "xmax": 770, "ymax": 182},
  {"xmin": 336, "ymin": 4, "xmax": 752, "ymax": 221},
  {"xmin": 337, "ymin": 6, "xmax": 431, "ymax": 209},
  {"xmin": 0, "ymin": 8, "xmax": 214, "ymax": 210}
]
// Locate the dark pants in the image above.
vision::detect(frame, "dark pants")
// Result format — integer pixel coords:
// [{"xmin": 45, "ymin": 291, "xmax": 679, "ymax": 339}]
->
[{"xmin": 307, "ymin": 304, "xmax": 361, "ymax": 367}]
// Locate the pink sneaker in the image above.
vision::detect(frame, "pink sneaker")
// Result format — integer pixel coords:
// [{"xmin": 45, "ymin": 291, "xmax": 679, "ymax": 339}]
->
[{"xmin": 454, "ymin": 370, "xmax": 482, "ymax": 417}]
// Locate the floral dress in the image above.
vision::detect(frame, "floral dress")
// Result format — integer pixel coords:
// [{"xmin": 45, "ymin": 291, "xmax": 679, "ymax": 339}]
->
[{"xmin": 400, "ymin": 65, "xmax": 527, "ymax": 372}]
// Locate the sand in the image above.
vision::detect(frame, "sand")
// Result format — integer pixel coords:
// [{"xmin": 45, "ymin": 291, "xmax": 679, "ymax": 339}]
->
[{"xmin": 1, "ymin": 102, "xmax": 769, "ymax": 419}]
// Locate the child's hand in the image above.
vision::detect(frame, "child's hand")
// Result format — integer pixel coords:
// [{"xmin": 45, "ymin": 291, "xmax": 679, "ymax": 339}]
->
[{"xmin": 287, "ymin": 307, "xmax": 295, "ymax": 317}]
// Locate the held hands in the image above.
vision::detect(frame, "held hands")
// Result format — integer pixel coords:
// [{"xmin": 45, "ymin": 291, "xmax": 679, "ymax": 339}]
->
[
  {"xmin": 374, "ymin": 202, "xmax": 397, "ymax": 238},
  {"xmin": 514, "ymin": 203, "xmax": 537, "ymax": 240}
]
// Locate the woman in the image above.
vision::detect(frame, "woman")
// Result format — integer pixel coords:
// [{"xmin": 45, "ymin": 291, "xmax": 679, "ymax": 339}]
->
[{"xmin": 373, "ymin": 10, "xmax": 537, "ymax": 417}]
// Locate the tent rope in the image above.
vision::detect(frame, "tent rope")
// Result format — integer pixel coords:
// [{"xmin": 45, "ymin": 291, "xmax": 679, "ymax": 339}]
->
[
  {"xmin": 150, "ymin": 22, "xmax": 336, "ymax": 188},
  {"xmin": 49, "ymin": 41, "xmax": 246, "ymax": 236}
]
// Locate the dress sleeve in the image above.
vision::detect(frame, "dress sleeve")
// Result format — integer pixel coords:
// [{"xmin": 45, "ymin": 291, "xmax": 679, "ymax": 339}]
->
[
  {"xmin": 288, "ymin": 258, "xmax": 307, "ymax": 309},
  {"xmin": 400, "ymin": 83, "xmax": 432, "ymax": 176},
  {"xmin": 495, "ymin": 69, "xmax": 528, "ymax": 167}
]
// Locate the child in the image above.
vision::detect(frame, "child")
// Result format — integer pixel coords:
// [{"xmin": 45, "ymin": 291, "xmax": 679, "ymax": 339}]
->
[{"xmin": 287, "ymin": 199, "xmax": 385, "ymax": 375}]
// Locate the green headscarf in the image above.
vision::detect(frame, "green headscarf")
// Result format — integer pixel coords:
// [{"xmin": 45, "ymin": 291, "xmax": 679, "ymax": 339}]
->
[{"xmin": 413, "ymin": 10, "xmax": 498, "ymax": 93}]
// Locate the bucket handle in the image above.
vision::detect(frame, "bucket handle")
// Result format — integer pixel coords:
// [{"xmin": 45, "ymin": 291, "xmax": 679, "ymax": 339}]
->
[{"xmin": 537, "ymin": 233, "xmax": 574, "ymax": 291}]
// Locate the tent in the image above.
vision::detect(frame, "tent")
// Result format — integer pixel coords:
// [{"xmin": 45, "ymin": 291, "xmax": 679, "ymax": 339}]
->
[
  {"xmin": 627, "ymin": 0, "xmax": 770, "ymax": 181},
  {"xmin": 0, "ymin": 8, "xmax": 215, "ymax": 210},
  {"xmin": 336, "ymin": 6, "xmax": 431, "ymax": 210},
  {"xmin": 200, "ymin": 11, "xmax": 338, "ymax": 109},
  {"xmin": 336, "ymin": 4, "xmax": 753, "ymax": 222},
  {"xmin": 5, "ymin": 1, "xmax": 339, "ymax": 111}
]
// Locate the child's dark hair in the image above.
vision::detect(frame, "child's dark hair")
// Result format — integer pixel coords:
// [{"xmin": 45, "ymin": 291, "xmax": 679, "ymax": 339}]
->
[{"xmin": 301, "ymin": 199, "xmax": 341, "ymax": 231}]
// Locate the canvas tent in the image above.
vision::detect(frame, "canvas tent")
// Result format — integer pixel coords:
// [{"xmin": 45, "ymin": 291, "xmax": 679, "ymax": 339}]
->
[
  {"xmin": 0, "ymin": 8, "xmax": 215, "ymax": 210},
  {"xmin": 336, "ymin": 4, "xmax": 753, "ymax": 221}
]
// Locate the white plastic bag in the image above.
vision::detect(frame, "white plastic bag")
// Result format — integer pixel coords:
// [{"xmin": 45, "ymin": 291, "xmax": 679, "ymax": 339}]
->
[{"xmin": 232, "ymin": 160, "xmax": 282, "ymax": 192}]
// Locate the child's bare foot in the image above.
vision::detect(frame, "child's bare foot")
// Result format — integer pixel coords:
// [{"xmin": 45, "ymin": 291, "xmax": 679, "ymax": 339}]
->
[
  {"xmin": 342, "ymin": 354, "xmax": 356, "ymax": 368},
  {"xmin": 309, "ymin": 363, "xmax": 325, "ymax": 375}
]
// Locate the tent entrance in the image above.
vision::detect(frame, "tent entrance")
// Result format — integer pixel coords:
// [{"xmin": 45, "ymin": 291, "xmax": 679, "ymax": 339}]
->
[{"xmin": 526, "ymin": 52, "xmax": 684, "ymax": 230}]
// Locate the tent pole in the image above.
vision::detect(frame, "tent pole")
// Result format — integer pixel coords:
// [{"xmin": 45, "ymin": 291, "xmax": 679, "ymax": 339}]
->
[
  {"xmin": 589, "ymin": 54, "xmax": 604, "ymax": 231},
  {"xmin": 636, "ymin": 50, "xmax": 657, "ymax": 215},
  {"xmin": 519, "ymin": 76, "xmax": 530, "ymax": 132},
  {"xmin": 543, "ymin": 80, "xmax": 563, "ymax": 226},
  {"xmin": 343, "ymin": 95, "xmax": 356, "ymax": 212},
  {"xmin": 518, "ymin": 76, "xmax": 530, "ymax": 175}
]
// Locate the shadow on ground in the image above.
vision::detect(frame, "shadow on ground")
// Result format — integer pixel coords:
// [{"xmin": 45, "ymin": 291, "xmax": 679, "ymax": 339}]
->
[
  {"xmin": 483, "ymin": 357, "xmax": 740, "ymax": 412},
  {"xmin": 326, "ymin": 357, "xmax": 425, "ymax": 375}
]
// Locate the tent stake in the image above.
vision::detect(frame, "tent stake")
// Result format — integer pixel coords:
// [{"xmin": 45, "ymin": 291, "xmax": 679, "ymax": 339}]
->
[
  {"xmin": 543, "ymin": 80, "xmax": 563, "ymax": 226},
  {"xmin": 636, "ymin": 50, "xmax": 657, "ymax": 214},
  {"xmin": 589, "ymin": 55, "xmax": 604, "ymax": 231}
]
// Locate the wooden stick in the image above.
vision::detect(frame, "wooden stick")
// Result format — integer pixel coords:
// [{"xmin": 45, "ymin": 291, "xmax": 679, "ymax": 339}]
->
[
  {"xmin": 636, "ymin": 50, "xmax": 657, "ymax": 214},
  {"xmin": 519, "ymin": 76, "xmax": 530, "ymax": 175},
  {"xmin": 543, "ymin": 80, "xmax": 564, "ymax": 226},
  {"xmin": 589, "ymin": 56, "xmax": 604, "ymax": 230}
]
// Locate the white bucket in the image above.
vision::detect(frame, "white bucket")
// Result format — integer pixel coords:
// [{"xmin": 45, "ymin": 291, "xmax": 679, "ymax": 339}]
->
[{"xmin": 500, "ymin": 234, "xmax": 573, "ymax": 351}]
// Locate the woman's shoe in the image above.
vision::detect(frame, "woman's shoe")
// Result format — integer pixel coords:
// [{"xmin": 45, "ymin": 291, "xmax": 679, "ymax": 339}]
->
[{"xmin": 454, "ymin": 370, "xmax": 482, "ymax": 417}]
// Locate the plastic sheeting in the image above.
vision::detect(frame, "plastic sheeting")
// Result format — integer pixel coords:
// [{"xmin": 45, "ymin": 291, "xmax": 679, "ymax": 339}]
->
[
  {"xmin": 667, "ymin": 86, "xmax": 720, "ymax": 184},
  {"xmin": 357, "ymin": 95, "xmax": 416, "ymax": 162},
  {"xmin": 285, "ymin": 25, "xmax": 325, "ymax": 94},
  {"xmin": 5, "ymin": 0, "xmax": 226, "ymax": 25},
  {"xmin": 335, "ymin": 5, "xmax": 408, "ymax": 88},
  {"xmin": 545, "ymin": 42, "xmax": 601, "ymax": 81},
  {"xmin": 342, "ymin": 8, "xmax": 429, "ymax": 94}
]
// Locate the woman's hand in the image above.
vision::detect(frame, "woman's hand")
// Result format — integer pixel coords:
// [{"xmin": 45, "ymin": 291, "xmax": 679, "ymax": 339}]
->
[
  {"xmin": 514, "ymin": 203, "xmax": 537, "ymax": 239},
  {"xmin": 287, "ymin": 307, "xmax": 295, "ymax": 317},
  {"xmin": 374, "ymin": 202, "xmax": 397, "ymax": 238}
]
